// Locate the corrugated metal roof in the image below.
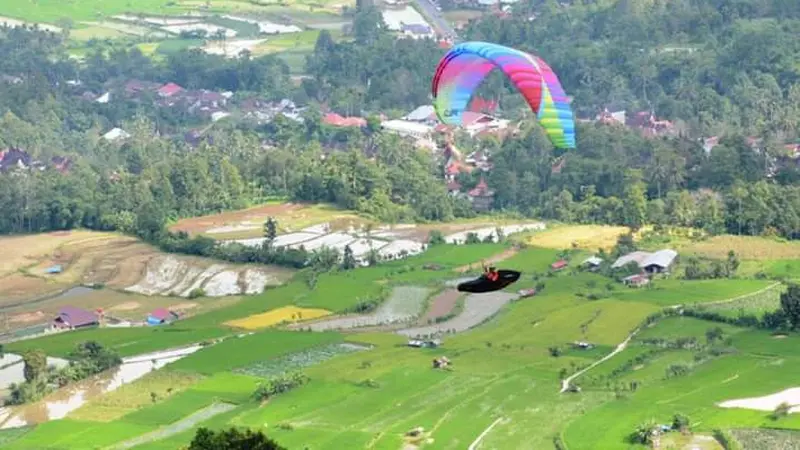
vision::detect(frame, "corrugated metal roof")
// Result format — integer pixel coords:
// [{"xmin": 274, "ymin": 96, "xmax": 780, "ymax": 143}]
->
[
  {"xmin": 642, "ymin": 249, "xmax": 677, "ymax": 268},
  {"xmin": 612, "ymin": 251, "xmax": 651, "ymax": 268},
  {"xmin": 404, "ymin": 105, "xmax": 435, "ymax": 122},
  {"xmin": 612, "ymin": 249, "xmax": 677, "ymax": 269},
  {"xmin": 583, "ymin": 256, "xmax": 603, "ymax": 266}
]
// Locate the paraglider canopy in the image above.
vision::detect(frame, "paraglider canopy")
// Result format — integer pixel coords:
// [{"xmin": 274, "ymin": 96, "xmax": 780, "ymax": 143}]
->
[
  {"xmin": 431, "ymin": 41, "xmax": 576, "ymax": 149},
  {"xmin": 457, "ymin": 269, "xmax": 521, "ymax": 294}
]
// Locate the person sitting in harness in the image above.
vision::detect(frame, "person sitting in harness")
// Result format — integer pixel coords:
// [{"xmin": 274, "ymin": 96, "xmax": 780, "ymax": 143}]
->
[{"xmin": 483, "ymin": 262, "xmax": 499, "ymax": 282}]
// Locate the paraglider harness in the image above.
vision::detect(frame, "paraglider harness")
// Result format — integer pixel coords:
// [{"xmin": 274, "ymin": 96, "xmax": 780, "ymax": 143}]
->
[{"xmin": 483, "ymin": 263, "xmax": 499, "ymax": 282}]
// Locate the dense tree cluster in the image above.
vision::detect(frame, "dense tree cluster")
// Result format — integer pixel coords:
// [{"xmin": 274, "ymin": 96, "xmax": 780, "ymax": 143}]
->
[{"xmin": 466, "ymin": 0, "xmax": 800, "ymax": 139}]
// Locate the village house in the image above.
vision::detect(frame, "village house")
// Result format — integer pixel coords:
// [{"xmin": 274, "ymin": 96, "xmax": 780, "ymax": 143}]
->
[
  {"xmin": 157, "ymin": 82, "xmax": 184, "ymax": 98},
  {"xmin": 147, "ymin": 308, "xmax": 179, "ymax": 326},
  {"xmin": 52, "ymin": 306, "xmax": 99, "ymax": 330},
  {"xmin": 467, "ymin": 177, "xmax": 494, "ymax": 212},
  {"xmin": 323, "ymin": 112, "xmax": 366, "ymax": 128},
  {"xmin": 623, "ymin": 273, "xmax": 650, "ymax": 288},
  {"xmin": 102, "ymin": 127, "xmax": 130, "ymax": 142},
  {"xmin": 627, "ymin": 111, "xmax": 675, "ymax": 137},
  {"xmin": 381, "ymin": 119, "xmax": 433, "ymax": 139},
  {"xmin": 550, "ymin": 259, "xmax": 568, "ymax": 271},
  {"xmin": 581, "ymin": 256, "xmax": 603, "ymax": 271},
  {"xmin": 123, "ymin": 79, "xmax": 161, "ymax": 97},
  {"xmin": 612, "ymin": 249, "xmax": 678, "ymax": 274},
  {"xmin": 401, "ymin": 23, "xmax": 435, "ymax": 39}
]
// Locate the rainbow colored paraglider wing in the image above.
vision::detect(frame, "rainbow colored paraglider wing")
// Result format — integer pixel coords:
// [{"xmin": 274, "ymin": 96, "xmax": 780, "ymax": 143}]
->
[{"xmin": 431, "ymin": 41, "xmax": 575, "ymax": 149}]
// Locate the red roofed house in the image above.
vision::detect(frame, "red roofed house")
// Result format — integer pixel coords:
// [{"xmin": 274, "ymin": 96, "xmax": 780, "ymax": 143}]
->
[
  {"xmin": 461, "ymin": 111, "xmax": 509, "ymax": 136},
  {"xmin": 467, "ymin": 177, "xmax": 494, "ymax": 212},
  {"xmin": 52, "ymin": 306, "xmax": 99, "ymax": 330},
  {"xmin": 703, "ymin": 136, "xmax": 720, "ymax": 155},
  {"xmin": 158, "ymin": 82, "xmax": 184, "ymax": 98},
  {"xmin": 550, "ymin": 260, "xmax": 568, "ymax": 271},
  {"xmin": 323, "ymin": 112, "xmax": 366, "ymax": 128},
  {"xmin": 627, "ymin": 111, "xmax": 674, "ymax": 138},
  {"xmin": 785, "ymin": 143, "xmax": 800, "ymax": 158}
]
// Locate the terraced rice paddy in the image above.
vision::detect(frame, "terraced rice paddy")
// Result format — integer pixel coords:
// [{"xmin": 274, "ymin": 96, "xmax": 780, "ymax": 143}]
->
[
  {"xmin": 397, "ymin": 290, "xmax": 518, "ymax": 337},
  {"xmin": 298, "ymin": 286, "xmax": 431, "ymax": 331}
]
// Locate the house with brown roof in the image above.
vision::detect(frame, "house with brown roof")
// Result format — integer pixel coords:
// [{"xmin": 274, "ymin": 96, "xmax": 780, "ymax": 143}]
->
[
  {"xmin": 467, "ymin": 177, "xmax": 494, "ymax": 212},
  {"xmin": 52, "ymin": 306, "xmax": 99, "ymax": 330},
  {"xmin": 323, "ymin": 112, "xmax": 366, "ymax": 128},
  {"xmin": 124, "ymin": 79, "xmax": 160, "ymax": 96},
  {"xmin": 158, "ymin": 82, "xmax": 184, "ymax": 98}
]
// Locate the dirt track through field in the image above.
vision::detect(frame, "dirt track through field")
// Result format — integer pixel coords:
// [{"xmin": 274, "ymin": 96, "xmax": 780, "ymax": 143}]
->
[{"xmin": 453, "ymin": 247, "xmax": 518, "ymax": 273}]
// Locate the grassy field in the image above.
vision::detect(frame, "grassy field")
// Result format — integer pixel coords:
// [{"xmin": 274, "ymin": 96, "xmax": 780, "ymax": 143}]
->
[
  {"xmin": 1, "ymin": 237, "xmax": 798, "ymax": 449},
  {"xmin": 525, "ymin": 224, "xmax": 631, "ymax": 251},
  {"xmin": 683, "ymin": 235, "xmax": 800, "ymax": 260}
]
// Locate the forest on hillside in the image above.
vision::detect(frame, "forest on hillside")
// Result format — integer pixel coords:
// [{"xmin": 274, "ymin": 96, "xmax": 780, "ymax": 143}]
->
[{"xmin": 0, "ymin": 0, "xmax": 797, "ymax": 254}]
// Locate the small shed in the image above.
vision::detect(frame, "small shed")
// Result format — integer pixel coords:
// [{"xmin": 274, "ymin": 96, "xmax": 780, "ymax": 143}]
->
[
  {"xmin": 44, "ymin": 265, "xmax": 63, "ymax": 274},
  {"xmin": 623, "ymin": 274, "xmax": 650, "ymax": 288},
  {"xmin": 52, "ymin": 306, "xmax": 99, "ymax": 330},
  {"xmin": 581, "ymin": 256, "xmax": 603, "ymax": 271},
  {"xmin": 550, "ymin": 260, "xmax": 568, "ymax": 271},
  {"xmin": 147, "ymin": 308, "xmax": 179, "ymax": 326}
]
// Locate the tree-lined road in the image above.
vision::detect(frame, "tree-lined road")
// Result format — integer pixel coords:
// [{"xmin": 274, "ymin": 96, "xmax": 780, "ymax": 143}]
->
[{"xmin": 413, "ymin": 0, "xmax": 458, "ymax": 40}]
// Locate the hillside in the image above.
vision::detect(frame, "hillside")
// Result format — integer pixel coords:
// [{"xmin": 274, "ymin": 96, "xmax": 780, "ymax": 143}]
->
[{"xmin": 0, "ymin": 223, "xmax": 798, "ymax": 448}]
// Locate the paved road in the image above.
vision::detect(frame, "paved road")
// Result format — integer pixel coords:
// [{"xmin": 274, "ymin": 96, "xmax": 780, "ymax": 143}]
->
[{"xmin": 413, "ymin": 0, "xmax": 458, "ymax": 39}]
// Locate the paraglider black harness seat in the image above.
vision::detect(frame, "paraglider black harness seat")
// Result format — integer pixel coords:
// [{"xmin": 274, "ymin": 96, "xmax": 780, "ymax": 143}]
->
[{"xmin": 456, "ymin": 262, "xmax": 521, "ymax": 294}]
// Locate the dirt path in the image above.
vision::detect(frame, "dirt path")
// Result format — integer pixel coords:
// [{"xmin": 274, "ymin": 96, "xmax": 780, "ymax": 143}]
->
[
  {"xmin": 468, "ymin": 417, "xmax": 505, "ymax": 450},
  {"xmin": 559, "ymin": 282, "xmax": 783, "ymax": 393},
  {"xmin": 670, "ymin": 282, "xmax": 781, "ymax": 308},
  {"xmin": 560, "ymin": 329, "xmax": 640, "ymax": 393},
  {"xmin": 454, "ymin": 247, "xmax": 518, "ymax": 273}
]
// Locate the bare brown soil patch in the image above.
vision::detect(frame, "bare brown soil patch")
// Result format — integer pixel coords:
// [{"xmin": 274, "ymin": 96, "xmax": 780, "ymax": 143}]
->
[
  {"xmin": 453, "ymin": 247, "xmax": 518, "ymax": 273},
  {"xmin": 421, "ymin": 289, "xmax": 461, "ymax": 322},
  {"xmin": 169, "ymin": 203, "xmax": 304, "ymax": 234}
]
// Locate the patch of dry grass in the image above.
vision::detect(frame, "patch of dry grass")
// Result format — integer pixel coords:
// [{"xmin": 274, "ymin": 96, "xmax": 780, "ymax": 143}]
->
[
  {"xmin": 224, "ymin": 306, "xmax": 331, "ymax": 330},
  {"xmin": 526, "ymin": 225, "xmax": 630, "ymax": 251},
  {"xmin": 683, "ymin": 235, "xmax": 800, "ymax": 260}
]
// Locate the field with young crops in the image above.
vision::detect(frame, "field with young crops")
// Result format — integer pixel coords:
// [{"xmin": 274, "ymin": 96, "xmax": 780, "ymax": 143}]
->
[
  {"xmin": 730, "ymin": 429, "xmax": 800, "ymax": 450},
  {"xmin": 236, "ymin": 342, "xmax": 370, "ymax": 378}
]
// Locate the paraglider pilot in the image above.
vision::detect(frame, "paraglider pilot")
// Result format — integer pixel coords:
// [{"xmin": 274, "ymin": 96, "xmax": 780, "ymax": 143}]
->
[{"xmin": 483, "ymin": 262, "xmax": 499, "ymax": 281}]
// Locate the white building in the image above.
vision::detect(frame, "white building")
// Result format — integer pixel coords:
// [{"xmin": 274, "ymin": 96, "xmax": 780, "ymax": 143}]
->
[
  {"xmin": 381, "ymin": 119, "xmax": 434, "ymax": 139},
  {"xmin": 102, "ymin": 127, "xmax": 130, "ymax": 142}
]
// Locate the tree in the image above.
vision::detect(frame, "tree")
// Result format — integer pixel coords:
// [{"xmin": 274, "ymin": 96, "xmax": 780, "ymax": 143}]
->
[
  {"xmin": 779, "ymin": 284, "xmax": 800, "ymax": 330},
  {"xmin": 22, "ymin": 349, "xmax": 47, "ymax": 383},
  {"xmin": 726, "ymin": 250, "xmax": 740, "ymax": 277},
  {"xmin": 630, "ymin": 420, "xmax": 659, "ymax": 445},
  {"xmin": 771, "ymin": 402, "xmax": 791, "ymax": 420},
  {"xmin": 672, "ymin": 413, "xmax": 690, "ymax": 433},
  {"xmin": 705, "ymin": 327, "xmax": 724, "ymax": 344},
  {"xmin": 428, "ymin": 230, "xmax": 445, "ymax": 245},
  {"xmin": 188, "ymin": 427, "xmax": 286, "ymax": 450},
  {"xmin": 342, "ymin": 244, "xmax": 357, "ymax": 270},
  {"xmin": 263, "ymin": 217, "xmax": 277, "ymax": 243},
  {"xmin": 622, "ymin": 173, "xmax": 647, "ymax": 230}
]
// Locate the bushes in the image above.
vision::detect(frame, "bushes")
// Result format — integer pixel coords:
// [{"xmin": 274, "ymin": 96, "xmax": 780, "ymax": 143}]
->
[
  {"xmin": 252, "ymin": 372, "xmax": 309, "ymax": 401},
  {"xmin": 712, "ymin": 429, "xmax": 742, "ymax": 450}
]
